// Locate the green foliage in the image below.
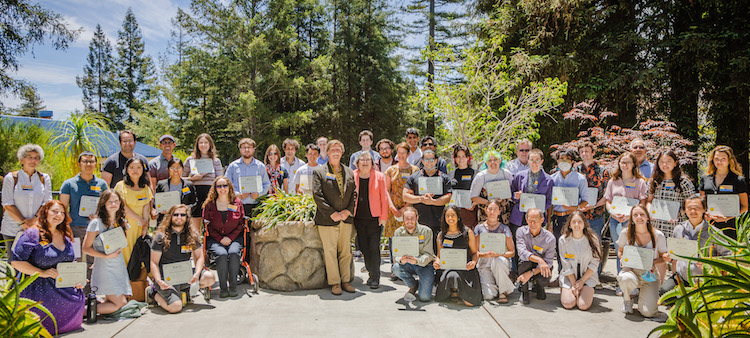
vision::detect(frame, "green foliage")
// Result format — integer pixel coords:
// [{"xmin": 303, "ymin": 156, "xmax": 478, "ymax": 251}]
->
[
  {"xmin": 12, "ymin": 85, "xmax": 45, "ymax": 117},
  {"xmin": 124, "ymin": 101, "xmax": 176, "ymax": 146},
  {"xmin": 252, "ymin": 193, "xmax": 316, "ymax": 228},
  {"xmin": 0, "ymin": 121, "xmax": 49, "ymax": 176},
  {"xmin": 51, "ymin": 111, "xmax": 112, "ymax": 163},
  {"xmin": 0, "ymin": 242, "xmax": 55, "ymax": 338},
  {"xmin": 650, "ymin": 214, "xmax": 750, "ymax": 337}
]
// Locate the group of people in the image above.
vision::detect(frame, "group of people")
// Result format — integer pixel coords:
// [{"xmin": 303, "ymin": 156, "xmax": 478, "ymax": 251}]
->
[{"xmin": 1, "ymin": 126, "xmax": 747, "ymax": 334}]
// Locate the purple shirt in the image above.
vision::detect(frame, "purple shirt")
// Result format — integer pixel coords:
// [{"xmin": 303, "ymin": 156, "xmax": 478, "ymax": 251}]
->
[
  {"xmin": 516, "ymin": 225, "xmax": 556, "ymax": 266},
  {"xmin": 509, "ymin": 169, "xmax": 555, "ymax": 226}
]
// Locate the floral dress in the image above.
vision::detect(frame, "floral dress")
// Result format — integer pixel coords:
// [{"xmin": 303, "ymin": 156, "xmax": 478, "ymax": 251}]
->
[
  {"xmin": 267, "ymin": 164, "xmax": 289, "ymax": 195},
  {"xmin": 384, "ymin": 164, "xmax": 419, "ymax": 237}
]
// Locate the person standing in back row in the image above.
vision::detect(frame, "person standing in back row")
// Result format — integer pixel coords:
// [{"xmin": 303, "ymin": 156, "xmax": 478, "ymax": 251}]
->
[
  {"xmin": 183, "ymin": 133, "xmax": 223, "ymax": 232},
  {"xmin": 349, "ymin": 130, "xmax": 380, "ymax": 170},
  {"xmin": 101, "ymin": 130, "xmax": 149, "ymax": 188},
  {"xmin": 281, "ymin": 138, "xmax": 306, "ymax": 194}
]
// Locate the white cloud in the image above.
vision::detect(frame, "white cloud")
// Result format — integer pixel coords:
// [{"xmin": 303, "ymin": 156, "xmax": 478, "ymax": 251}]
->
[{"xmin": 13, "ymin": 63, "xmax": 80, "ymax": 85}]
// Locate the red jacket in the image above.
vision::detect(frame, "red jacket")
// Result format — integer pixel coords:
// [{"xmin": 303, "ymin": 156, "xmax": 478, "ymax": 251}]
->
[
  {"xmin": 353, "ymin": 169, "xmax": 390, "ymax": 221},
  {"xmin": 202, "ymin": 198, "xmax": 245, "ymax": 242}
]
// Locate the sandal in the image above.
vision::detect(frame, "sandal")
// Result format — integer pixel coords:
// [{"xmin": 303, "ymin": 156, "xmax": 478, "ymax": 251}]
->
[{"xmin": 497, "ymin": 294, "xmax": 509, "ymax": 303}]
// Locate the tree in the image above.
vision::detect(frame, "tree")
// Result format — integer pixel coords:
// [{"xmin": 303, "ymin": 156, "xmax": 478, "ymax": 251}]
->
[
  {"xmin": 0, "ymin": 0, "xmax": 78, "ymax": 96},
  {"xmin": 113, "ymin": 8, "xmax": 157, "ymax": 127},
  {"xmin": 76, "ymin": 24, "xmax": 116, "ymax": 122},
  {"xmin": 13, "ymin": 85, "xmax": 45, "ymax": 117}
]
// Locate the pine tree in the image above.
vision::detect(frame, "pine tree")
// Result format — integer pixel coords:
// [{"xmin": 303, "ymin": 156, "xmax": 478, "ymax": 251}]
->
[
  {"xmin": 76, "ymin": 24, "xmax": 116, "ymax": 123},
  {"xmin": 13, "ymin": 85, "xmax": 46, "ymax": 117},
  {"xmin": 113, "ymin": 8, "xmax": 156, "ymax": 126}
]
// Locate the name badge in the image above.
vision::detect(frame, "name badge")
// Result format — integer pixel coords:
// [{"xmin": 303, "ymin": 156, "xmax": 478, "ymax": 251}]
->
[
  {"xmin": 461, "ymin": 175, "xmax": 472, "ymax": 181},
  {"xmin": 625, "ymin": 182, "xmax": 637, "ymax": 189},
  {"xmin": 181, "ymin": 245, "xmax": 191, "ymax": 253},
  {"xmin": 533, "ymin": 180, "xmax": 539, "ymax": 186},
  {"xmin": 21, "ymin": 184, "xmax": 33, "ymax": 191},
  {"xmin": 664, "ymin": 182, "xmax": 676, "ymax": 189},
  {"xmin": 227, "ymin": 204, "xmax": 238, "ymax": 212},
  {"xmin": 90, "ymin": 186, "xmax": 102, "ymax": 192},
  {"xmin": 181, "ymin": 187, "xmax": 190, "ymax": 195},
  {"xmin": 719, "ymin": 185, "xmax": 733, "ymax": 192},
  {"xmin": 419, "ymin": 235, "xmax": 425, "ymax": 243},
  {"xmin": 564, "ymin": 253, "xmax": 575, "ymax": 259},
  {"xmin": 401, "ymin": 173, "xmax": 410, "ymax": 179},
  {"xmin": 532, "ymin": 245, "xmax": 543, "ymax": 254},
  {"xmin": 326, "ymin": 173, "xmax": 336, "ymax": 180},
  {"xmin": 443, "ymin": 239, "xmax": 454, "ymax": 248},
  {"xmin": 137, "ymin": 194, "xmax": 148, "ymax": 201}
]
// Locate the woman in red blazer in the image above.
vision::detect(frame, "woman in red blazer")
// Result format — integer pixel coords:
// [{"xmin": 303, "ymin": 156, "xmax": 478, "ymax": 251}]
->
[
  {"xmin": 353, "ymin": 152, "xmax": 391, "ymax": 289},
  {"xmin": 202, "ymin": 176, "xmax": 245, "ymax": 298}
]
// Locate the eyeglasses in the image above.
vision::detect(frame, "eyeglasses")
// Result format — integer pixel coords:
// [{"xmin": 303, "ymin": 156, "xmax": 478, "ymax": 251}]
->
[
  {"xmin": 631, "ymin": 145, "xmax": 645, "ymax": 149},
  {"xmin": 423, "ymin": 158, "xmax": 436, "ymax": 162},
  {"xmin": 422, "ymin": 143, "xmax": 435, "ymax": 147},
  {"xmin": 216, "ymin": 184, "xmax": 229, "ymax": 189},
  {"xmin": 80, "ymin": 160, "xmax": 97, "ymax": 164},
  {"xmin": 169, "ymin": 167, "xmax": 182, "ymax": 171},
  {"xmin": 379, "ymin": 147, "xmax": 392, "ymax": 151},
  {"xmin": 518, "ymin": 149, "xmax": 530, "ymax": 152},
  {"xmin": 173, "ymin": 213, "xmax": 187, "ymax": 217}
]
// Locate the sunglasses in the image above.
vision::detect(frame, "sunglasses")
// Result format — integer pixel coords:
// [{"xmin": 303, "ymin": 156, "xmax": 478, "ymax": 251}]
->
[
  {"xmin": 422, "ymin": 143, "xmax": 435, "ymax": 147},
  {"xmin": 216, "ymin": 184, "xmax": 229, "ymax": 189},
  {"xmin": 173, "ymin": 213, "xmax": 187, "ymax": 217}
]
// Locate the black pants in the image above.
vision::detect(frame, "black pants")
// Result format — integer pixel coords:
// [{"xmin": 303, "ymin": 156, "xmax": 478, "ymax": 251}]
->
[
  {"xmin": 354, "ymin": 219, "xmax": 383, "ymax": 282},
  {"xmin": 508, "ymin": 221, "xmax": 525, "ymax": 275},
  {"xmin": 518, "ymin": 261, "xmax": 550, "ymax": 293},
  {"xmin": 193, "ymin": 185, "xmax": 211, "ymax": 217},
  {"xmin": 551, "ymin": 214, "xmax": 570, "ymax": 273}
]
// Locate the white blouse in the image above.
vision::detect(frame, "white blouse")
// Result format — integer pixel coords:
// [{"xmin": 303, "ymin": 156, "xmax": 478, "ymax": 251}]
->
[
  {"xmin": 558, "ymin": 234, "xmax": 601, "ymax": 288},
  {"xmin": 1, "ymin": 170, "xmax": 52, "ymax": 237}
]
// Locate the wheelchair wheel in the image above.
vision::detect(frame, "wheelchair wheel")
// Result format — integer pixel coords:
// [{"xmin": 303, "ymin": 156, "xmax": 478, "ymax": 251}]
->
[
  {"xmin": 237, "ymin": 265, "xmax": 248, "ymax": 284},
  {"xmin": 251, "ymin": 273, "xmax": 259, "ymax": 293},
  {"xmin": 202, "ymin": 287, "xmax": 211, "ymax": 303}
]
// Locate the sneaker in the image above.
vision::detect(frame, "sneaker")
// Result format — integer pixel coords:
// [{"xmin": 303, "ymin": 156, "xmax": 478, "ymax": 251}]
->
[
  {"xmin": 403, "ymin": 291, "xmax": 417, "ymax": 302},
  {"xmin": 615, "ymin": 287, "xmax": 623, "ymax": 296},
  {"xmin": 621, "ymin": 300, "xmax": 634, "ymax": 314},
  {"xmin": 390, "ymin": 273, "xmax": 399, "ymax": 281},
  {"xmin": 370, "ymin": 280, "xmax": 380, "ymax": 289},
  {"xmin": 145, "ymin": 285, "xmax": 156, "ymax": 305},
  {"xmin": 219, "ymin": 289, "xmax": 230, "ymax": 298},
  {"xmin": 228, "ymin": 287, "xmax": 238, "ymax": 297}
]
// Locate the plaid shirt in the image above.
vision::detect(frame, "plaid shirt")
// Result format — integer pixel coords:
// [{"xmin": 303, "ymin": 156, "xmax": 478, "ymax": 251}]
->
[{"xmin": 574, "ymin": 161, "xmax": 610, "ymax": 220}]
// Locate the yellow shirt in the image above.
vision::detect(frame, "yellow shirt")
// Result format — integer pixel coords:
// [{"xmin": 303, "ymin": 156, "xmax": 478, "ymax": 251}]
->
[{"xmin": 114, "ymin": 181, "xmax": 153, "ymax": 263}]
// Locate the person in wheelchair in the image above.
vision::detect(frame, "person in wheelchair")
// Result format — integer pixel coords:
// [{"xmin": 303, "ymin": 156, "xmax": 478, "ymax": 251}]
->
[
  {"xmin": 202, "ymin": 176, "xmax": 245, "ymax": 298},
  {"xmin": 149, "ymin": 204, "xmax": 215, "ymax": 313}
]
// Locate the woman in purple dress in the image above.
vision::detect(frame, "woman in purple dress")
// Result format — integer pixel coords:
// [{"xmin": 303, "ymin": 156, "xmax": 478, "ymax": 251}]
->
[{"xmin": 10, "ymin": 200, "xmax": 85, "ymax": 335}]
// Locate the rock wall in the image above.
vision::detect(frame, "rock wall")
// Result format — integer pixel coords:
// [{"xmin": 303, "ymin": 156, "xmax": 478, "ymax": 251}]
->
[{"xmin": 250, "ymin": 221, "xmax": 328, "ymax": 291}]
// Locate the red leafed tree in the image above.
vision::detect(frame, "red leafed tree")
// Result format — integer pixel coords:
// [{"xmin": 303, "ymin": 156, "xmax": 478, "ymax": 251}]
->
[{"xmin": 552, "ymin": 101, "xmax": 697, "ymax": 173}]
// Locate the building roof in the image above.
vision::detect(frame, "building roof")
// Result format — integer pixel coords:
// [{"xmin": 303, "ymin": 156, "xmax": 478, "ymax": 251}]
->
[{"xmin": 1, "ymin": 115, "xmax": 162, "ymax": 158}]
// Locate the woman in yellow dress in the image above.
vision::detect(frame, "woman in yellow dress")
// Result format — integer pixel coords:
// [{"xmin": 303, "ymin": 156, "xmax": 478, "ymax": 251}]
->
[
  {"xmin": 384, "ymin": 142, "xmax": 419, "ymax": 238},
  {"xmin": 114, "ymin": 157, "xmax": 153, "ymax": 263}
]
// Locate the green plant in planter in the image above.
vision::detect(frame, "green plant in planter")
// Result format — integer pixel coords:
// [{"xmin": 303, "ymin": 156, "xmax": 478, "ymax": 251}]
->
[
  {"xmin": 0, "ymin": 243, "xmax": 55, "ymax": 338},
  {"xmin": 252, "ymin": 193, "xmax": 316, "ymax": 228},
  {"xmin": 650, "ymin": 214, "xmax": 750, "ymax": 337}
]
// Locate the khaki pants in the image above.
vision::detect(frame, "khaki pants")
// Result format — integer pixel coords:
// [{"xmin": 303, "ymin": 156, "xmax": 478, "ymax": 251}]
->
[
  {"xmin": 318, "ymin": 222, "xmax": 354, "ymax": 285},
  {"xmin": 617, "ymin": 269, "xmax": 660, "ymax": 317}
]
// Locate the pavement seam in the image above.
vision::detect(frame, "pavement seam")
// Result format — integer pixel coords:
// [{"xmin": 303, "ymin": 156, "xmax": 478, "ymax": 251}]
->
[
  {"xmin": 109, "ymin": 310, "xmax": 145, "ymax": 338},
  {"xmin": 482, "ymin": 303, "xmax": 510, "ymax": 338}
]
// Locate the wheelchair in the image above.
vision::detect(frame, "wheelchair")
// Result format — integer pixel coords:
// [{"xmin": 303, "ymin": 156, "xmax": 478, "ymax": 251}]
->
[{"xmin": 200, "ymin": 216, "xmax": 259, "ymax": 301}]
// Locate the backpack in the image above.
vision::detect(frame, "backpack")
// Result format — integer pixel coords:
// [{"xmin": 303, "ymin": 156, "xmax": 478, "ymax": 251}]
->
[{"xmin": 11, "ymin": 171, "xmax": 46, "ymax": 189}]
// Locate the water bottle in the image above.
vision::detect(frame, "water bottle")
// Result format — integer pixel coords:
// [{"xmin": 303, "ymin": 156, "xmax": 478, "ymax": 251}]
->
[{"xmin": 86, "ymin": 292, "xmax": 97, "ymax": 323}]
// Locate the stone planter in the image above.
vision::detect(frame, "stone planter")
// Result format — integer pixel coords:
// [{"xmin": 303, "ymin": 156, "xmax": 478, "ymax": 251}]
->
[{"xmin": 250, "ymin": 220, "xmax": 328, "ymax": 291}]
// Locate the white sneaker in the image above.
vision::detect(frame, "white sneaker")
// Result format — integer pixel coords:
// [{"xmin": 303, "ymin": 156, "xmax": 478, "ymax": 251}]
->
[
  {"xmin": 615, "ymin": 287, "xmax": 623, "ymax": 296},
  {"xmin": 403, "ymin": 291, "xmax": 417, "ymax": 302},
  {"xmin": 621, "ymin": 300, "xmax": 633, "ymax": 314}
]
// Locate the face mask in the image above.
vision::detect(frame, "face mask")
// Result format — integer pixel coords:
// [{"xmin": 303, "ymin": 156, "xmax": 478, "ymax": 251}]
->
[{"xmin": 558, "ymin": 162, "xmax": 572, "ymax": 172}]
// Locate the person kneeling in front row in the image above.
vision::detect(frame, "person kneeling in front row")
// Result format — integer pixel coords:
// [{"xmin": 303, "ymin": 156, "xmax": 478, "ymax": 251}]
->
[
  {"xmin": 515, "ymin": 208, "xmax": 555, "ymax": 304},
  {"xmin": 149, "ymin": 204, "xmax": 215, "ymax": 313},
  {"xmin": 392, "ymin": 206, "xmax": 435, "ymax": 302}
]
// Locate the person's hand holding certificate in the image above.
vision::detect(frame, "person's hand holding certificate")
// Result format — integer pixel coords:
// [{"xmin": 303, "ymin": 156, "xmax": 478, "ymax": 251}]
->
[
  {"xmin": 391, "ymin": 236, "xmax": 419, "ymax": 258},
  {"xmin": 163, "ymin": 261, "xmax": 193, "ymax": 286},
  {"xmin": 611, "ymin": 196, "xmax": 640, "ymax": 215},
  {"xmin": 552, "ymin": 187, "xmax": 579, "ymax": 206},
  {"xmin": 621, "ymin": 246, "xmax": 654, "ymax": 270},
  {"xmin": 439, "ymin": 248, "xmax": 467, "ymax": 270},
  {"xmin": 479, "ymin": 233, "xmax": 506, "ymax": 254},
  {"xmin": 450, "ymin": 189, "xmax": 471, "ymax": 209},
  {"xmin": 154, "ymin": 191, "xmax": 181, "ymax": 213},
  {"xmin": 98, "ymin": 227, "xmax": 128, "ymax": 255},
  {"xmin": 667, "ymin": 238, "xmax": 698, "ymax": 262},
  {"xmin": 418, "ymin": 177, "xmax": 443, "ymax": 195},
  {"xmin": 55, "ymin": 262, "xmax": 87, "ymax": 288},
  {"xmin": 519, "ymin": 193, "xmax": 546, "ymax": 212},
  {"xmin": 650, "ymin": 199, "xmax": 681, "ymax": 222},
  {"xmin": 239, "ymin": 175, "xmax": 263, "ymax": 194},
  {"xmin": 707, "ymin": 194, "xmax": 740, "ymax": 217},
  {"xmin": 78, "ymin": 196, "xmax": 99, "ymax": 217},
  {"xmin": 485, "ymin": 180, "xmax": 511, "ymax": 200},
  {"xmin": 191, "ymin": 159, "xmax": 214, "ymax": 175}
]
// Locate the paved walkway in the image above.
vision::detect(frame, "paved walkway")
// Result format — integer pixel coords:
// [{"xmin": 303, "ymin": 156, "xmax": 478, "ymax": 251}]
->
[{"xmin": 63, "ymin": 257, "xmax": 665, "ymax": 337}]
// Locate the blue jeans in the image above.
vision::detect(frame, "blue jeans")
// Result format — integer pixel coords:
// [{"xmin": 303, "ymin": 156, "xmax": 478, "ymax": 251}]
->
[
  {"xmin": 608, "ymin": 218, "xmax": 628, "ymax": 273},
  {"xmin": 392, "ymin": 263, "xmax": 435, "ymax": 302},
  {"xmin": 208, "ymin": 238, "xmax": 242, "ymax": 290}
]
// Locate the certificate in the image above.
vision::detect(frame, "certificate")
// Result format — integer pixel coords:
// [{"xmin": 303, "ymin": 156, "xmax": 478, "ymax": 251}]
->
[
  {"xmin": 98, "ymin": 227, "xmax": 128, "ymax": 255},
  {"xmin": 667, "ymin": 238, "xmax": 698, "ymax": 262},
  {"xmin": 298, "ymin": 174, "xmax": 313, "ymax": 191},
  {"xmin": 439, "ymin": 248, "xmax": 467, "ymax": 270},
  {"xmin": 650, "ymin": 199, "xmax": 681, "ymax": 221},
  {"xmin": 191, "ymin": 158, "xmax": 214, "ymax": 175},
  {"xmin": 707, "ymin": 194, "xmax": 740, "ymax": 217},
  {"xmin": 610, "ymin": 196, "xmax": 640, "ymax": 215},
  {"xmin": 162, "ymin": 261, "xmax": 193, "ymax": 285},
  {"xmin": 418, "ymin": 177, "xmax": 443, "ymax": 195},
  {"xmin": 621, "ymin": 246, "xmax": 654, "ymax": 270},
  {"xmin": 391, "ymin": 236, "xmax": 419, "ymax": 258},
  {"xmin": 450, "ymin": 189, "xmax": 472, "ymax": 209},
  {"xmin": 519, "ymin": 193, "xmax": 546, "ymax": 213},
  {"xmin": 552, "ymin": 187, "xmax": 579, "ymax": 206},
  {"xmin": 485, "ymin": 180, "xmax": 511, "ymax": 200},
  {"xmin": 479, "ymin": 233, "xmax": 506, "ymax": 254},
  {"xmin": 585, "ymin": 187, "xmax": 598, "ymax": 205},
  {"xmin": 239, "ymin": 175, "xmax": 263, "ymax": 193},
  {"xmin": 154, "ymin": 191, "xmax": 181, "ymax": 213},
  {"xmin": 55, "ymin": 262, "xmax": 87, "ymax": 288},
  {"xmin": 78, "ymin": 195, "xmax": 99, "ymax": 217}
]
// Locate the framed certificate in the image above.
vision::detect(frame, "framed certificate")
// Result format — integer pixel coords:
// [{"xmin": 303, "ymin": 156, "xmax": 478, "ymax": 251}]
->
[
  {"xmin": 519, "ymin": 193, "xmax": 546, "ymax": 213},
  {"xmin": 298, "ymin": 174, "xmax": 313, "ymax": 191},
  {"xmin": 479, "ymin": 233, "xmax": 506, "ymax": 253},
  {"xmin": 98, "ymin": 227, "xmax": 128, "ymax": 255},
  {"xmin": 55, "ymin": 262, "xmax": 87, "ymax": 288},
  {"xmin": 154, "ymin": 191, "xmax": 181, "ymax": 213},
  {"xmin": 162, "ymin": 261, "xmax": 193, "ymax": 285},
  {"xmin": 610, "ymin": 196, "xmax": 640, "ymax": 215},
  {"xmin": 418, "ymin": 176, "xmax": 443, "ymax": 195},
  {"xmin": 485, "ymin": 180, "xmax": 511, "ymax": 200},
  {"xmin": 667, "ymin": 237, "xmax": 698, "ymax": 262},
  {"xmin": 191, "ymin": 158, "xmax": 214, "ymax": 175},
  {"xmin": 552, "ymin": 187, "xmax": 579, "ymax": 206},
  {"xmin": 450, "ymin": 189, "xmax": 472, "ymax": 208},
  {"xmin": 439, "ymin": 248, "xmax": 467, "ymax": 270},
  {"xmin": 239, "ymin": 175, "xmax": 262, "ymax": 193},
  {"xmin": 650, "ymin": 199, "xmax": 681, "ymax": 221},
  {"xmin": 621, "ymin": 245, "xmax": 654, "ymax": 270},
  {"xmin": 391, "ymin": 236, "xmax": 419, "ymax": 258},
  {"xmin": 78, "ymin": 195, "xmax": 99, "ymax": 217},
  {"xmin": 585, "ymin": 187, "xmax": 598, "ymax": 205},
  {"xmin": 707, "ymin": 194, "xmax": 740, "ymax": 218}
]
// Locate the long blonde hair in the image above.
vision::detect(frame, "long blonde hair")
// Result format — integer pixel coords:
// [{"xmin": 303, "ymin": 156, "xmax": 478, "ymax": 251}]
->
[{"xmin": 707, "ymin": 145, "xmax": 743, "ymax": 176}]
